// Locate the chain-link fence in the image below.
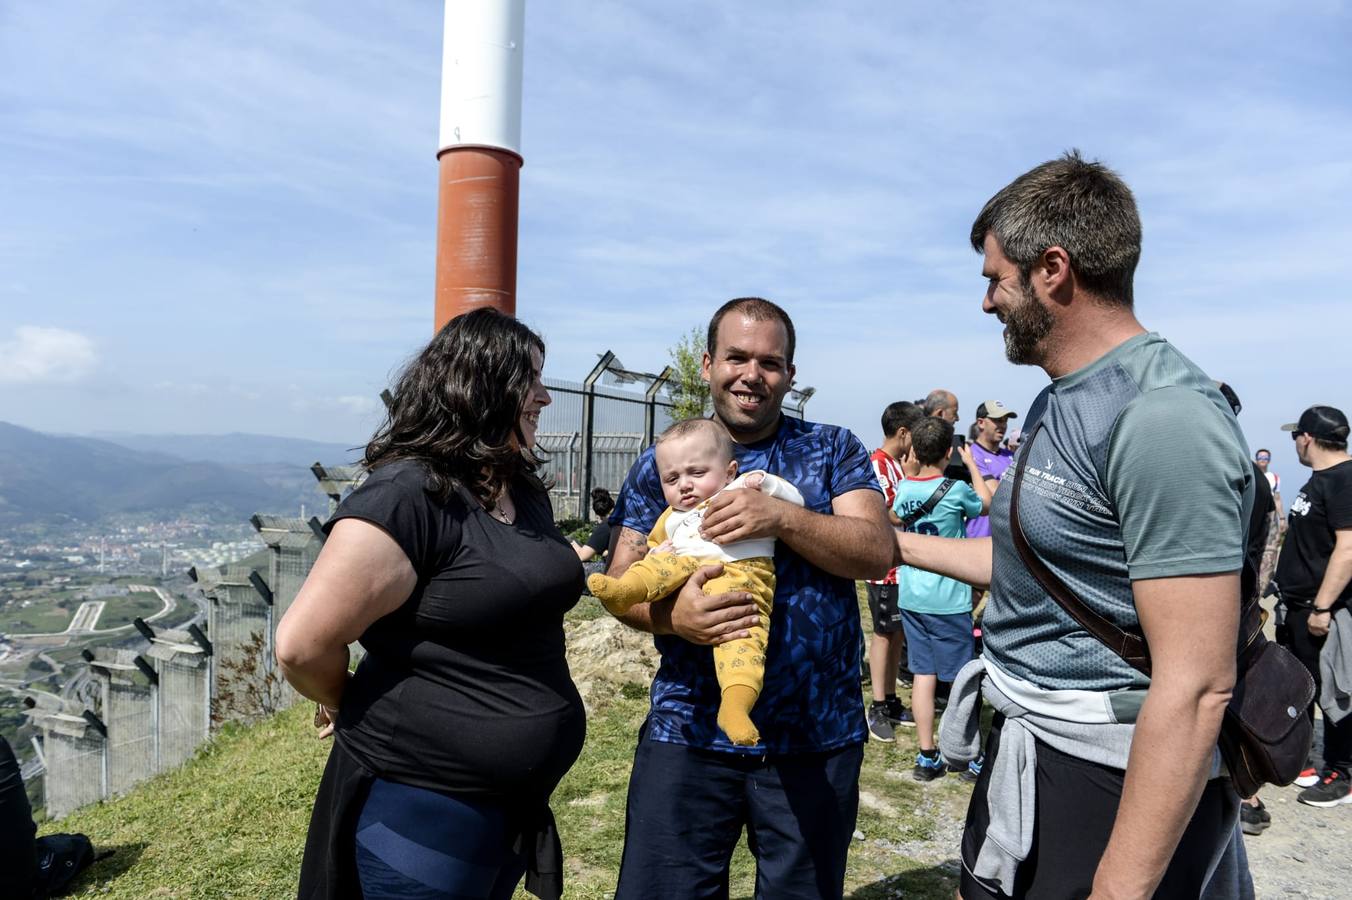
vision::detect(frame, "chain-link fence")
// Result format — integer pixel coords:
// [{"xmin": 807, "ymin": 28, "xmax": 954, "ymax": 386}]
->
[
  {"xmin": 102, "ymin": 681, "xmax": 156, "ymax": 795},
  {"xmin": 151, "ymin": 646, "xmax": 209, "ymax": 770},
  {"xmin": 41, "ymin": 720, "xmax": 104, "ymax": 819},
  {"xmin": 538, "ymin": 362, "xmax": 814, "ymax": 520},
  {"xmin": 538, "ymin": 377, "xmax": 677, "ymax": 518}
]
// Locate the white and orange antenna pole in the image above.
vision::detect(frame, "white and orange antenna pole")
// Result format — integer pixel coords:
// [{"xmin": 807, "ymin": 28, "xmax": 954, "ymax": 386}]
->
[{"xmin": 434, "ymin": 0, "xmax": 526, "ymax": 329}]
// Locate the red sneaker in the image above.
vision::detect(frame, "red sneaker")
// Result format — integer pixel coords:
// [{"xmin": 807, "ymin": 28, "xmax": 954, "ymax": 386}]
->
[{"xmin": 1295, "ymin": 766, "xmax": 1321, "ymax": 788}]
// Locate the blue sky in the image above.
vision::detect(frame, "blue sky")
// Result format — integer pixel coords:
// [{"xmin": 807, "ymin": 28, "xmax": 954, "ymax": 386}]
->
[{"xmin": 2, "ymin": 1, "xmax": 1349, "ymax": 483}]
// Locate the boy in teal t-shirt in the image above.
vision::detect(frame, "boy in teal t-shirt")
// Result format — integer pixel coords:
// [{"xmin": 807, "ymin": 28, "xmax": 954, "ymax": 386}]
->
[{"xmin": 891, "ymin": 417, "xmax": 992, "ymax": 781}]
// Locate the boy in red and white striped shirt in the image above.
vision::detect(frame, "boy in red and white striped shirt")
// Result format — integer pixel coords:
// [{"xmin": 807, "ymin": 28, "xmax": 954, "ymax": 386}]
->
[{"xmin": 865, "ymin": 401, "xmax": 925, "ymax": 741}]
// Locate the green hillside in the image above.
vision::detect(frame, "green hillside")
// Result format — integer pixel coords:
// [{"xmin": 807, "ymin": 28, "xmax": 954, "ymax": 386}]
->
[{"xmin": 47, "ymin": 598, "xmax": 969, "ymax": 898}]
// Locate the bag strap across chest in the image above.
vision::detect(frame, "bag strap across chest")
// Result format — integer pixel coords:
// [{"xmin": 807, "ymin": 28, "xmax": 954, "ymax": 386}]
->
[
  {"xmin": 1008, "ymin": 424, "xmax": 1154, "ymax": 674},
  {"xmin": 1008, "ymin": 424, "xmax": 1266, "ymax": 677},
  {"xmin": 899, "ymin": 478, "xmax": 956, "ymax": 531}
]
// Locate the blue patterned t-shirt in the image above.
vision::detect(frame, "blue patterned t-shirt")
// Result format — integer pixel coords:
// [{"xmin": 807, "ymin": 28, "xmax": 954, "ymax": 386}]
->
[{"xmin": 610, "ymin": 415, "xmax": 880, "ymax": 754}]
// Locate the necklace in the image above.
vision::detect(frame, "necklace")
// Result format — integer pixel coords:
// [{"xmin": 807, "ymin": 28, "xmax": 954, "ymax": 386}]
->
[{"xmin": 487, "ymin": 501, "xmax": 514, "ymax": 525}]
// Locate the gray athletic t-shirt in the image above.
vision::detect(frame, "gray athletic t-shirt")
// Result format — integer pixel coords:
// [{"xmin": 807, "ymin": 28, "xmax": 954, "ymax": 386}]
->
[{"xmin": 984, "ymin": 332, "xmax": 1255, "ymax": 691}]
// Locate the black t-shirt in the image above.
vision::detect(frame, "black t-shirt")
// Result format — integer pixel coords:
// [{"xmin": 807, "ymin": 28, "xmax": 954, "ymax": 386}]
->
[
  {"xmin": 583, "ymin": 520, "xmax": 611, "ymax": 556},
  {"xmin": 326, "ymin": 460, "xmax": 586, "ymax": 805},
  {"xmin": 1274, "ymin": 458, "xmax": 1352, "ymax": 608},
  {"xmin": 1244, "ymin": 460, "xmax": 1274, "ymax": 599}
]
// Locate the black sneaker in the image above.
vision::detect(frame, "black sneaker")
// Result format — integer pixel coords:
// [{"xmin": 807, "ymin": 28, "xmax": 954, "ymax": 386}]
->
[
  {"xmin": 1297, "ymin": 770, "xmax": 1352, "ymax": 808},
  {"xmin": 883, "ymin": 698, "xmax": 916, "ymax": 728},
  {"xmin": 913, "ymin": 750, "xmax": 946, "ymax": 782},
  {"xmin": 1240, "ymin": 800, "xmax": 1270, "ymax": 835},
  {"xmin": 952, "ymin": 754, "xmax": 983, "ymax": 784},
  {"xmin": 867, "ymin": 704, "xmax": 896, "ymax": 743}
]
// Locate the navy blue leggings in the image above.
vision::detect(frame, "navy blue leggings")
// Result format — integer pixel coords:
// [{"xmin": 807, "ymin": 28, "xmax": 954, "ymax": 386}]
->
[{"xmin": 354, "ymin": 778, "xmax": 525, "ymax": 899}]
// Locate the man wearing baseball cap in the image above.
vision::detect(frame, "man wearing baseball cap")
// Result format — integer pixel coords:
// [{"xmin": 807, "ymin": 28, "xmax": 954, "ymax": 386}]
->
[
  {"xmin": 1275, "ymin": 404, "xmax": 1352, "ymax": 807},
  {"xmin": 966, "ymin": 401, "xmax": 1019, "ymax": 539}
]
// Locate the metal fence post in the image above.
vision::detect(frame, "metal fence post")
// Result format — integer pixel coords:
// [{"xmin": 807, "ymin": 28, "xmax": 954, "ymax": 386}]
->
[
  {"xmin": 580, "ymin": 352, "xmax": 615, "ymax": 522},
  {"xmin": 784, "ymin": 386, "xmax": 816, "ymax": 420},
  {"xmin": 567, "ymin": 431, "xmax": 581, "ymax": 516},
  {"xmin": 644, "ymin": 366, "xmax": 673, "ymax": 447}
]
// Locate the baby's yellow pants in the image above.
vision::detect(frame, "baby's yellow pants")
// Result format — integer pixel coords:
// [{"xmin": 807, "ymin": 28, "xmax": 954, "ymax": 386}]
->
[{"xmin": 588, "ymin": 554, "xmax": 776, "ymax": 743}]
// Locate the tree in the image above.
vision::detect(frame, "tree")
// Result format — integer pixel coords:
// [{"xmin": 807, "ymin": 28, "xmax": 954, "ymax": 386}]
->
[{"xmin": 668, "ymin": 326, "xmax": 710, "ymax": 420}]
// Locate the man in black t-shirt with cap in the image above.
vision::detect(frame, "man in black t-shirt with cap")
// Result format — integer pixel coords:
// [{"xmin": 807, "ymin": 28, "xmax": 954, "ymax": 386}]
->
[{"xmin": 1274, "ymin": 404, "xmax": 1352, "ymax": 807}]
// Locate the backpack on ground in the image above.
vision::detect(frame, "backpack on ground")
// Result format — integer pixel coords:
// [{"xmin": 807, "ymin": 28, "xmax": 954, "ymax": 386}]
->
[{"xmin": 34, "ymin": 832, "xmax": 102, "ymax": 898}]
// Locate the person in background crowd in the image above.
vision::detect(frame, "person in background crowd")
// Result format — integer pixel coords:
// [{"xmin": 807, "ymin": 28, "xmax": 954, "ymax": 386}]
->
[
  {"xmin": 605, "ymin": 297, "xmax": 892, "ymax": 900},
  {"xmin": 1254, "ymin": 448, "xmax": 1285, "ymax": 597},
  {"xmin": 574, "ymin": 488, "xmax": 616, "ymax": 591},
  {"xmin": 890, "ymin": 416, "xmax": 991, "ymax": 782},
  {"xmin": 922, "ymin": 389, "xmax": 959, "ymax": 424},
  {"xmin": 965, "ymin": 401, "xmax": 1019, "ymax": 540},
  {"xmin": 896, "ymin": 151, "xmax": 1254, "ymax": 897},
  {"xmin": 1214, "ymin": 382, "xmax": 1277, "ymax": 837},
  {"xmin": 923, "ymin": 389, "xmax": 973, "ymax": 485},
  {"xmin": 1273, "ymin": 405, "xmax": 1352, "ymax": 807},
  {"xmin": 963, "ymin": 401, "xmax": 1020, "ymax": 671},
  {"xmin": 573, "ymin": 488, "xmax": 616, "ymax": 563},
  {"xmin": 280, "ymin": 309, "xmax": 586, "ymax": 900},
  {"xmin": 865, "ymin": 400, "xmax": 925, "ymax": 742}
]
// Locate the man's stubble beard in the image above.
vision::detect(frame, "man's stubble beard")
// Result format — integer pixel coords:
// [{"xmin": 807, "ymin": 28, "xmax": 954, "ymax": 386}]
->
[
  {"xmin": 711, "ymin": 389, "xmax": 782, "ymax": 440},
  {"xmin": 1003, "ymin": 278, "xmax": 1055, "ymax": 366}
]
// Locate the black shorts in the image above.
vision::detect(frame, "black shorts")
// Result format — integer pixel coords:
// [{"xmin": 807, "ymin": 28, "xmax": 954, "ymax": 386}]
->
[
  {"xmin": 960, "ymin": 714, "xmax": 1239, "ymax": 899},
  {"xmin": 865, "ymin": 583, "xmax": 903, "ymax": 634}
]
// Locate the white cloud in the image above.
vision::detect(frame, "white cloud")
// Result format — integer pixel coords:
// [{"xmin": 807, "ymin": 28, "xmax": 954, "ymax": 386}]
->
[
  {"xmin": 287, "ymin": 393, "xmax": 382, "ymax": 418},
  {"xmin": 0, "ymin": 326, "xmax": 97, "ymax": 384},
  {"xmin": 335, "ymin": 395, "xmax": 380, "ymax": 416}
]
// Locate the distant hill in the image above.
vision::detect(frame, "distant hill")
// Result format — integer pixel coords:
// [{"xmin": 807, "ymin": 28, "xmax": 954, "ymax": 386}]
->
[
  {"xmin": 0, "ymin": 422, "xmax": 339, "ymax": 526},
  {"xmin": 89, "ymin": 431, "xmax": 362, "ymax": 467}
]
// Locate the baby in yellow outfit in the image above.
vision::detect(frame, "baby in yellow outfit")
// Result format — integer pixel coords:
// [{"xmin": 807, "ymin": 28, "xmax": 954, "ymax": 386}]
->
[{"xmin": 588, "ymin": 418, "xmax": 803, "ymax": 745}]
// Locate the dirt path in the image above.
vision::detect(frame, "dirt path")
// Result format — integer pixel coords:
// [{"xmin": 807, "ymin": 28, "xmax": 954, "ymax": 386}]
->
[{"xmin": 1245, "ymin": 721, "xmax": 1351, "ymax": 898}]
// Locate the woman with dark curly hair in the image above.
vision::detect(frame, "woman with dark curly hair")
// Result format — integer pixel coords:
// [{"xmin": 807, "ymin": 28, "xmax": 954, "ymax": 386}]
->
[{"xmin": 278, "ymin": 308, "xmax": 586, "ymax": 900}]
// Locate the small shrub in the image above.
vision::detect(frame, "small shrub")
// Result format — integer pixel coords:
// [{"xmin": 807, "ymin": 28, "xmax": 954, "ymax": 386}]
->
[
  {"xmin": 212, "ymin": 631, "xmax": 284, "ymax": 727},
  {"xmin": 555, "ymin": 517, "xmax": 593, "ymax": 545}
]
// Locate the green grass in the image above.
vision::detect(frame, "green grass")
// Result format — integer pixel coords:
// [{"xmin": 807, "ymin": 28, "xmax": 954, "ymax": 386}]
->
[
  {"xmin": 48, "ymin": 705, "xmax": 329, "ymax": 899},
  {"xmin": 0, "ymin": 599, "xmax": 73, "ymax": 634},
  {"xmin": 48, "ymin": 588, "xmax": 970, "ymax": 898},
  {"xmin": 98, "ymin": 591, "xmax": 170, "ymax": 630},
  {"xmin": 0, "ymin": 588, "xmax": 168, "ymax": 635}
]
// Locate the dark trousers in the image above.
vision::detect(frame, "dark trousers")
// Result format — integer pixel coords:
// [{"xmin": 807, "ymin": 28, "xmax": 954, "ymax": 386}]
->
[
  {"xmin": 0, "ymin": 736, "xmax": 38, "ymax": 899},
  {"xmin": 960, "ymin": 715, "xmax": 1238, "ymax": 899},
  {"xmin": 1287, "ymin": 606, "xmax": 1352, "ymax": 775},
  {"xmin": 614, "ymin": 730, "xmax": 863, "ymax": 900}
]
